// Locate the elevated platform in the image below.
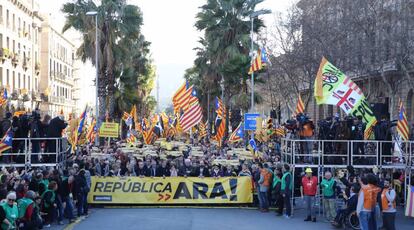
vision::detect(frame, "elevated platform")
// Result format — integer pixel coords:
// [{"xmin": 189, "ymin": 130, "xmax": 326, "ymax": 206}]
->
[{"xmin": 0, "ymin": 137, "xmax": 70, "ymax": 170}]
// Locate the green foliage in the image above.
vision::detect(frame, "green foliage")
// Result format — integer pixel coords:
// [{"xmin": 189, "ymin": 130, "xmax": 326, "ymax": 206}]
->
[
  {"xmin": 62, "ymin": 0, "xmax": 154, "ymax": 119},
  {"xmin": 188, "ymin": 0, "xmax": 267, "ymax": 115}
]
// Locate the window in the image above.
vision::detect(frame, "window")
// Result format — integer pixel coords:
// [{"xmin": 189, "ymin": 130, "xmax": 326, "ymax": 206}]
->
[
  {"xmin": 6, "ymin": 10, "xmax": 9, "ymax": 28},
  {"xmin": 34, "ymin": 78, "xmax": 37, "ymax": 91},
  {"xmin": 0, "ymin": 67, "xmax": 2, "ymax": 85},
  {"xmin": 12, "ymin": 71, "xmax": 14, "ymax": 90},
  {"xmin": 18, "ymin": 73, "xmax": 20, "ymax": 89},
  {"xmin": 28, "ymin": 76, "xmax": 30, "ymax": 90},
  {"xmin": 12, "ymin": 13, "xmax": 15, "ymax": 31},
  {"xmin": 23, "ymin": 74, "xmax": 25, "ymax": 89},
  {"xmin": 0, "ymin": 5, "xmax": 3, "ymax": 25},
  {"xmin": 6, "ymin": 70, "xmax": 9, "ymax": 87},
  {"xmin": 0, "ymin": 34, "xmax": 2, "ymax": 48},
  {"xmin": 6, "ymin": 37, "xmax": 9, "ymax": 49}
]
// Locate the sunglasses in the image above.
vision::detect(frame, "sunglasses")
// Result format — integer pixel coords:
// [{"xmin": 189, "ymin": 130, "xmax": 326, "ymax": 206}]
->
[{"xmin": 8, "ymin": 199, "xmax": 15, "ymax": 202}]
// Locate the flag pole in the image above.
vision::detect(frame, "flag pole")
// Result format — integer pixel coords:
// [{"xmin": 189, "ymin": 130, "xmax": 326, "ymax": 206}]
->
[{"xmin": 250, "ymin": 16, "xmax": 255, "ymax": 142}]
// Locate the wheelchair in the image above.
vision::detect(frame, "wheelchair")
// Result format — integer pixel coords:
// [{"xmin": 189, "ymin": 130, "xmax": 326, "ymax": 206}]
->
[{"xmin": 345, "ymin": 212, "xmax": 360, "ymax": 230}]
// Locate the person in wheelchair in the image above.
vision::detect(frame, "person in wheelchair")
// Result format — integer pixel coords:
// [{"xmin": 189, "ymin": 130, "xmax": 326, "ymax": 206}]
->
[{"xmin": 332, "ymin": 183, "xmax": 360, "ymax": 228}]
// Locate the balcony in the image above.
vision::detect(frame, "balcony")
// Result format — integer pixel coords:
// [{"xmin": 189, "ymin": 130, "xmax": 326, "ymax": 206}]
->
[
  {"xmin": 49, "ymin": 96, "xmax": 74, "ymax": 105},
  {"xmin": 23, "ymin": 57, "xmax": 30, "ymax": 70},
  {"xmin": 35, "ymin": 62, "xmax": 40, "ymax": 75},
  {"xmin": 31, "ymin": 91, "xmax": 41, "ymax": 102},
  {"xmin": 0, "ymin": 48, "xmax": 10, "ymax": 62},
  {"xmin": 54, "ymin": 72, "xmax": 66, "ymax": 81},
  {"xmin": 11, "ymin": 54, "xmax": 20, "ymax": 66}
]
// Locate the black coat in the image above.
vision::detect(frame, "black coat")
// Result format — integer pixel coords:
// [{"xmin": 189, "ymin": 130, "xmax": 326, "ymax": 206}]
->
[
  {"xmin": 193, "ymin": 167, "xmax": 210, "ymax": 177},
  {"xmin": 344, "ymin": 194, "xmax": 358, "ymax": 215},
  {"xmin": 148, "ymin": 166, "xmax": 158, "ymax": 177},
  {"xmin": 74, "ymin": 174, "xmax": 88, "ymax": 196},
  {"xmin": 157, "ymin": 166, "xmax": 170, "ymax": 177},
  {"xmin": 135, "ymin": 166, "xmax": 150, "ymax": 177},
  {"xmin": 179, "ymin": 166, "xmax": 193, "ymax": 177},
  {"xmin": 47, "ymin": 117, "xmax": 67, "ymax": 138}
]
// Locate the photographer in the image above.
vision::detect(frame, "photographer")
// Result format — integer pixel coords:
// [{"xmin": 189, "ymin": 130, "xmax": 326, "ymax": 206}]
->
[
  {"xmin": 297, "ymin": 113, "xmax": 315, "ymax": 163},
  {"xmin": 29, "ymin": 111, "xmax": 42, "ymax": 164},
  {"xmin": 45, "ymin": 115, "xmax": 68, "ymax": 163}
]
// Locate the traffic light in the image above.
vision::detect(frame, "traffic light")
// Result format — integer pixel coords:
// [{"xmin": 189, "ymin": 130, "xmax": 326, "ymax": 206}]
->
[{"xmin": 266, "ymin": 118, "xmax": 273, "ymax": 130}]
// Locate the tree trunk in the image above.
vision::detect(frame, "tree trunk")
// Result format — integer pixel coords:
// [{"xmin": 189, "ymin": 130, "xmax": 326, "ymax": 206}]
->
[{"xmin": 98, "ymin": 73, "xmax": 107, "ymax": 122}]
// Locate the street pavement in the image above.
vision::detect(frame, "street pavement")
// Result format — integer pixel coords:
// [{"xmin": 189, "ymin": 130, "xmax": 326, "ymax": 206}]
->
[{"xmin": 61, "ymin": 207, "xmax": 413, "ymax": 230}]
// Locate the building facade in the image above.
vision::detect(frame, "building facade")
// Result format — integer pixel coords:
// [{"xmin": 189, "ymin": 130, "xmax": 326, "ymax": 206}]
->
[
  {"xmin": 258, "ymin": 0, "xmax": 414, "ymax": 128},
  {"xmin": 39, "ymin": 17, "xmax": 76, "ymax": 117},
  {"xmin": 0, "ymin": 0, "xmax": 42, "ymax": 114}
]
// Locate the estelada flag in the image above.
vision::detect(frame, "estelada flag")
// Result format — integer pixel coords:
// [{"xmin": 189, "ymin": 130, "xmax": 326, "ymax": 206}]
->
[{"xmin": 0, "ymin": 129, "xmax": 13, "ymax": 154}]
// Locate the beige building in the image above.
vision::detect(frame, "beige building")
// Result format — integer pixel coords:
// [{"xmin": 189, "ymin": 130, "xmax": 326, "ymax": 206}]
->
[
  {"xmin": 39, "ymin": 17, "xmax": 76, "ymax": 117},
  {"xmin": 0, "ymin": 0, "xmax": 43, "ymax": 113}
]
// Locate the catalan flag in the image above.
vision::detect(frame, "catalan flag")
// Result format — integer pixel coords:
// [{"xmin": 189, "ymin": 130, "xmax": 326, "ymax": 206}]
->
[
  {"xmin": 130, "ymin": 105, "xmax": 137, "ymax": 123},
  {"xmin": 72, "ymin": 106, "xmax": 88, "ymax": 153},
  {"xmin": 275, "ymin": 126, "xmax": 286, "ymax": 137},
  {"xmin": 0, "ymin": 89, "xmax": 8, "ymax": 107},
  {"xmin": 0, "ymin": 129, "xmax": 13, "ymax": 154},
  {"xmin": 173, "ymin": 81, "xmax": 193, "ymax": 113},
  {"xmin": 215, "ymin": 97, "xmax": 225, "ymax": 118},
  {"xmin": 198, "ymin": 121, "xmax": 207, "ymax": 139},
  {"xmin": 248, "ymin": 49, "xmax": 267, "ymax": 74},
  {"xmin": 77, "ymin": 107, "xmax": 88, "ymax": 135},
  {"xmin": 229, "ymin": 122, "xmax": 243, "ymax": 143},
  {"xmin": 86, "ymin": 118, "xmax": 97, "ymax": 144},
  {"xmin": 126, "ymin": 130, "xmax": 136, "ymax": 144},
  {"xmin": 180, "ymin": 88, "xmax": 202, "ymax": 132},
  {"xmin": 397, "ymin": 100, "xmax": 409, "ymax": 141},
  {"xmin": 213, "ymin": 115, "xmax": 226, "ymax": 146},
  {"xmin": 295, "ymin": 94, "xmax": 305, "ymax": 115},
  {"xmin": 142, "ymin": 128, "xmax": 155, "ymax": 145}
]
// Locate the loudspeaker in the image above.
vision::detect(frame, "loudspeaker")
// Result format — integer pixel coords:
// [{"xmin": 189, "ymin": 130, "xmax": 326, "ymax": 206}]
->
[{"xmin": 370, "ymin": 103, "xmax": 389, "ymax": 120}]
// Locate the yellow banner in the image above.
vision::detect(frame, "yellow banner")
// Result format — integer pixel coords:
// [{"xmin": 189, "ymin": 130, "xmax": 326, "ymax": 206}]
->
[
  {"xmin": 99, "ymin": 122, "xmax": 119, "ymax": 138},
  {"xmin": 88, "ymin": 176, "xmax": 253, "ymax": 204}
]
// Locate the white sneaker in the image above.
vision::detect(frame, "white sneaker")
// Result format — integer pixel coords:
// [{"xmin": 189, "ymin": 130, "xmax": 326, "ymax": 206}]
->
[{"xmin": 44, "ymin": 224, "xmax": 51, "ymax": 228}]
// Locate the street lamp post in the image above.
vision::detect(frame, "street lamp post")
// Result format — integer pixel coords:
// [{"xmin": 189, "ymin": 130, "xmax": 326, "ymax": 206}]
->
[
  {"xmin": 250, "ymin": 9, "xmax": 271, "ymax": 140},
  {"xmin": 86, "ymin": 11, "xmax": 99, "ymax": 146}
]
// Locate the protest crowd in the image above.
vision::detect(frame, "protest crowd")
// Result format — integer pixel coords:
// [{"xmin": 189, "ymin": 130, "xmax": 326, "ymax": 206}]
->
[{"xmin": 0, "ymin": 105, "xmax": 410, "ymax": 230}]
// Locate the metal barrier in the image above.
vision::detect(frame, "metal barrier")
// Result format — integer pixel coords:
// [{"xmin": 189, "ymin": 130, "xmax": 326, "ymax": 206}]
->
[
  {"xmin": 280, "ymin": 138, "xmax": 414, "ymax": 215},
  {"xmin": 0, "ymin": 137, "xmax": 70, "ymax": 170}
]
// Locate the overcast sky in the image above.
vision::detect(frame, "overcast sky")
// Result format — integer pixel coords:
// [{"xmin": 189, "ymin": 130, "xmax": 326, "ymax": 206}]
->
[{"xmin": 39, "ymin": 0, "xmax": 295, "ymax": 110}]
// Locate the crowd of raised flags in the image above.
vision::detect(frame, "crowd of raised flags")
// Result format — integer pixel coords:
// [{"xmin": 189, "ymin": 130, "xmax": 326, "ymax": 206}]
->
[{"xmin": 35, "ymin": 52, "xmax": 412, "ymax": 167}]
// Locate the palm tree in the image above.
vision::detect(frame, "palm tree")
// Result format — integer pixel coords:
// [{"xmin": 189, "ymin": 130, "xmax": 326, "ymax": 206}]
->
[
  {"xmin": 193, "ymin": 0, "xmax": 267, "ymax": 138},
  {"xmin": 62, "ymin": 0, "xmax": 145, "ymax": 119}
]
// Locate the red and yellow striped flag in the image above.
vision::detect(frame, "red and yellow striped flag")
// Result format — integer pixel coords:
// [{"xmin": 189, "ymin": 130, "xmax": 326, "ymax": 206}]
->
[
  {"xmin": 248, "ymin": 49, "xmax": 263, "ymax": 74},
  {"xmin": 295, "ymin": 94, "xmax": 305, "ymax": 115},
  {"xmin": 397, "ymin": 100, "xmax": 409, "ymax": 141}
]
